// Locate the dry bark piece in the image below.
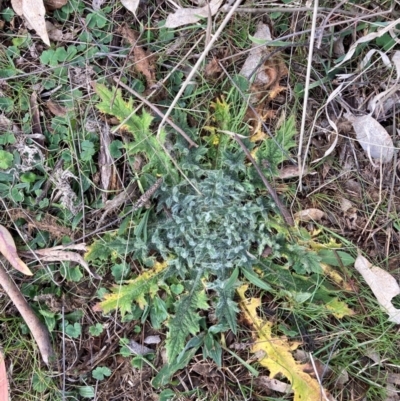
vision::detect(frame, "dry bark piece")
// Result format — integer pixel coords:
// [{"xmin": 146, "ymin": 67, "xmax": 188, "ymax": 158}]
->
[
  {"xmin": 294, "ymin": 208, "xmax": 325, "ymax": 222},
  {"xmin": 30, "ymin": 92, "xmax": 43, "ymax": 146},
  {"xmin": 0, "ymin": 262, "xmax": 54, "ymax": 364}
]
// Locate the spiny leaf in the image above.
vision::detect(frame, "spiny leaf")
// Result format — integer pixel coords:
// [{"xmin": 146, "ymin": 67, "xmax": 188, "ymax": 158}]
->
[
  {"xmin": 93, "ymin": 83, "xmax": 171, "ymax": 174},
  {"xmin": 97, "ymin": 262, "xmax": 168, "ymax": 315},
  {"xmin": 166, "ymin": 290, "xmax": 209, "ymax": 362},
  {"xmin": 255, "ymin": 115, "xmax": 296, "ymax": 176},
  {"xmin": 238, "ymin": 285, "xmax": 327, "ymax": 401}
]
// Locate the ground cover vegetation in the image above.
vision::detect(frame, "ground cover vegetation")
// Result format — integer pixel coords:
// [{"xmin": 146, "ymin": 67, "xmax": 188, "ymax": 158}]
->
[{"xmin": 0, "ymin": 0, "xmax": 399, "ymax": 400}]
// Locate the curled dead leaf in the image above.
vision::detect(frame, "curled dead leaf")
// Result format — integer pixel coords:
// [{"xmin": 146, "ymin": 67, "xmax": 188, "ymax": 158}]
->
[
  {"xmin": 345, "ymin": 113, "xmax": 394, "ymax": 164},
  {"xmin": 0, "ymin": 225, "xmax": 32, "ymax": 275},
  {"xmin": 46, "ymin": 100, "xmax": 67, "ymax": 116},
  {"xmin": 22, "ymin": 244, "xmax": 100, "ymax": 279}
]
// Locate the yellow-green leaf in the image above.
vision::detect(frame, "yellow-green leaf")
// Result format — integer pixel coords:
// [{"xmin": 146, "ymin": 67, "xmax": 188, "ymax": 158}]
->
[{"xmin": 238, "ymin": 285, "xmax": 328, "ymax": 401}]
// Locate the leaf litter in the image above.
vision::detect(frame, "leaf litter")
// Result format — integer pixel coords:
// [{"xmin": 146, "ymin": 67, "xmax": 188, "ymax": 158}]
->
[{"xmin": 1, "ymin": 1, "xmax": 400, "ymax": 400}]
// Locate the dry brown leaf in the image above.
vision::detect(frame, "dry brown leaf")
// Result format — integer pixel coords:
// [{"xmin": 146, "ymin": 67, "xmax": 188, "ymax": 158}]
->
[
  {"xmin": 0, "ymin": 350, "xmax": 9, "ymax": 401},
  {"xmin": 240, "ymin": 23, "xmax": 272, "ymax": 83},
  {"xmin": 345, "ymin": 113, "xmax": 394, "ymax": 164},
  {"xmin": 46, "ymin": 100, "xmax": 67, "ymax": 116},
  {"xmin": 204, "ymin": 57, "xmax": 222, "ymax": 79},
  {"xmin": 294, "ymin": 209, "xmax": 325, "ymax": 222},
  {"xmin": 121, "ymin": 0, "xmax": 139, "ymax": 16},
  {"xmin": 0, "ymin": 225, "xmax": 32, "ymax": 275},
  {"xmin": 355, "ymin": 254, "xmax": 400, "ymax": 324},
  {"xmin": 119, "ymin": 25, "xmax": 156, "ymax": 87},
  {"xmin": 278, "ymin": 165, "xmax": 305, "ymax": 179},
  {"xmin": 165, "ymin": 0, "xmax": 223, "ymax": 28},
  {"xmin": 45, "ymin": 21, "xmax": 64, "ymax": 41},
  {"xmin": 24, "ymin": 244, "xmax": 100, "ymax": 279},
  {"xmin": 12, "ymin": 0, "xmax": 50, "ymax": 46},
  {"xmin": 43, "ymin": 0, "xmax": 67, "ymax": 10}
]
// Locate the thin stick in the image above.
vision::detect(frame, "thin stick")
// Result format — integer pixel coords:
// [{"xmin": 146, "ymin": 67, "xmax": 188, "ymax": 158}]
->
[
  {"xmin": 297, "ymin": 0, "xmax": 319, "ymax": 190},
  {"xmin": 112, "ymin": 77, "xmax": 197, "ymax": 148},
  {"xmin": 157, "ymin": 0, "xmax": 243, "ymax": 138},
  {"xmin": 222, "ymin": 6, "xmax": 366, "ymax": 16},
  {"xmin": 231, "ymin": 134, "xmax": 294, "ymax": 226}
]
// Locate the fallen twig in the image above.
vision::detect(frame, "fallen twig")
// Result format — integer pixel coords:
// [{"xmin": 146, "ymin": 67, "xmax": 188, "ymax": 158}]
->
[{"xmin": 0, "ymin": 261, "xmax": 54, "ymax": 365}]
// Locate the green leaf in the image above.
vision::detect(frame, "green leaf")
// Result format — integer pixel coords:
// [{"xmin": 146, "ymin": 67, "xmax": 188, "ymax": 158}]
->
[
  {"xmin": 20, "ymin": 172, "xmax": 36, "ymax": 183},
  {"xmin": 80, "ymin": 140, "xmax": 96, "ymax": 161},
  {"xmin": 170, "ymin": 283, "xmax": 184, "ymax": 295},
  {"xmin": 111, "ymin": 263, "xmax": 129, "ymax": 282},
  {"xmin": 203, "ymin": 332, "xmax": 222, "ymax": 367},
  {"xmin": 317, "ymin": 249, "xmax": 355, "ymax": 267},
  {"xmin": 99, "ymin": 262, "xmax": 168, "ymax": 316},
  {"xmin": 241, "ymin": 267, "xmax": 273, "ymax": 292},
  {"xmin": 150, "ymin": 295, "xmax": 168, "ymax": 329},
  {"xmin": 60, "ymin": 265, "xmax": 83, "ymax": 282},
  {"xmin": 166, "ymin": 290, "xmax": 209, "ymax": 361},
  {"xmin": 89, "ymin": 323, "xmax": 104, "ymax": 336},
  {"xmin": 255, "ymin": 115, "xmax": 296, "ymax": 176},
  {"xmin": 0, "ymin": 97, "xmax": 14, "ymax": 112},
  {"xmin": 0, "ymin": 133, "xmax": 16, "ymax": 145},
  {"xmin": 93, "ymin": 83, "xmax": 172, "ymax": 175},
  {"xmin": 32, "ymin": 373, "xmax": 52, "ymax": 392},
  {"xmin": 65, "ymin": 322, "xmax": 81, "ymax": 338},
  {"xmin": 78, "ymin": 386, "xmax": 95, "ymax": 398},
  {"xmin": 152, "ymin": 347, "xmax": 199, "ymax": 388},
  {"xmin": 0, "ymin": 150, "xmax": 13, "ymax": 169},
  {"xmin": 159, "ymin": 389, "xmax": 176, "ymax": 401},
  {"xmin": 92, "ymin": 366, "xmax": 112, "ymax": 380},
  {"xmin": 109, "ymin": 139, "xmax": 124, "ymax": 158}
]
